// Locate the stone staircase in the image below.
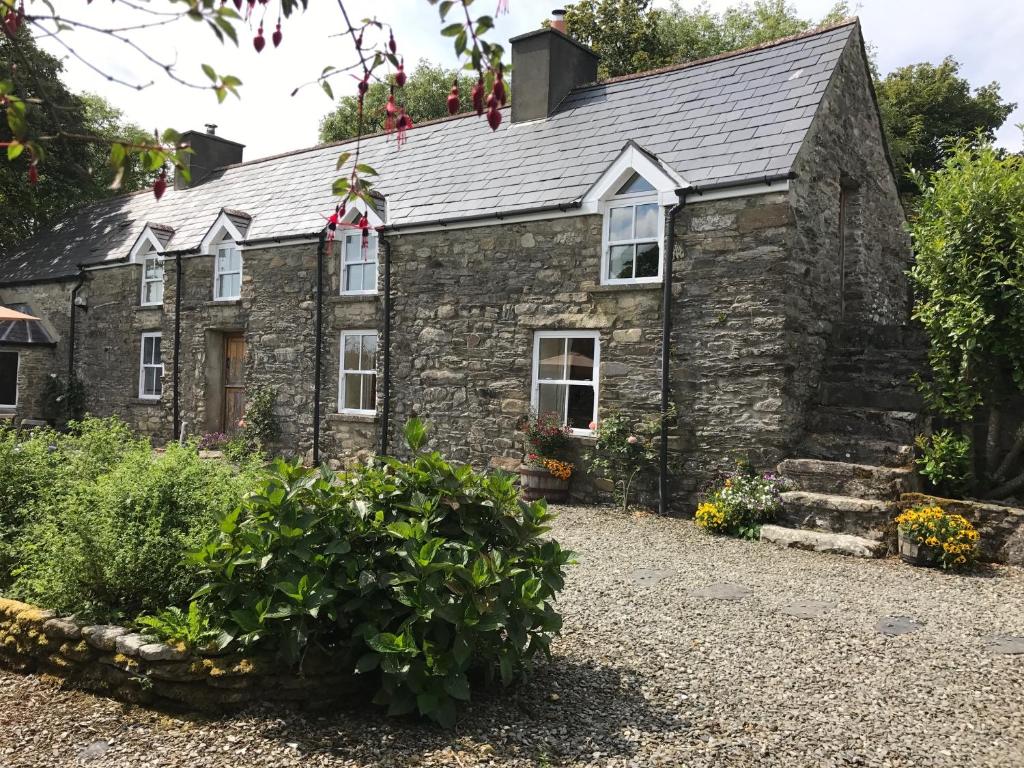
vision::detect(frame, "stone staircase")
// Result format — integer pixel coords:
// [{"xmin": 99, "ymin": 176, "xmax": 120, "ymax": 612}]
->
[{"xmin": 767, "ymin": 323, "xmax": 929, "ymax": 557}]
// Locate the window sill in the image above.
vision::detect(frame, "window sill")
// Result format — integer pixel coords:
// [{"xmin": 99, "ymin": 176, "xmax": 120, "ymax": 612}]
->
[
  {"xmin": 329, "ymin": 294, "xmax": 379, "ymax": 304},
  {"xmin": 135, "ymin": 304, "xmax": 162, "ymax": 311},
  {"xmin": 328, "ymin": 411, "xmax": 378, "ymax": 424},
  {"xmin": 588, "ymin": 282, "xmax": 662, "ymax": 294},
  {"xmin": 206, "ymin": 299, "xmax": 242, "ymax": 307},
  {"xmin": 132, "ymin": 398, "xmax": 162, "ymax": 406}
]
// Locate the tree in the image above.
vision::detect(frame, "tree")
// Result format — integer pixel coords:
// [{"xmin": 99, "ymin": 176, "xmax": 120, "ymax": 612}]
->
[
  {"xmin": 563, "ymin": 0, "xmax": 849, "ymax": 79},
  {"xmin": 0, "ymin": 25, "xmax": 154, "ymax": 251},
  {"xmin": 319, "ymin": 60, "xmax": 481, "ymax": 143},
  {"xmin": 909, "ymin": 138, "xmax": 1024, "ymax": 498},
  {"xmin": 876, "ymin": 58, "xmax": 1016, "ymax": 197}
]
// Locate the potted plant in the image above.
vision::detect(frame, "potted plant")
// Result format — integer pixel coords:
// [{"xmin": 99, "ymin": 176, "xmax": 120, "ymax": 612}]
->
[
  {"xmin": 894, "ymin": 505, "xmax": 979, "ymax": 569},
  {"xmin": 516, "ymin": 413, "xmax": 574, "ymax": 502}
]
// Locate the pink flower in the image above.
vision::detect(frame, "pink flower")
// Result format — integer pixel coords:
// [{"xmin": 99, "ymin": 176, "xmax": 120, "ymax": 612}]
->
[
  {"xmin": 238, "ymin": 418, "xmax": 246, "ymax": 428},
  {"xmin": 627, "ymin": 435, "xmax": 638, "ymax": 444},
  {"xmin": 588, "ymin": 421, "xmax": 597, "ymax": 430}
]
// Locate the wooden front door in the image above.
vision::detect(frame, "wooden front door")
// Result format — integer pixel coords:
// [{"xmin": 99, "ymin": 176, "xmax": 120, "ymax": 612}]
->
[{"xmin": 222, "ymin": 334, "xmax": 246, "ymax": 435}]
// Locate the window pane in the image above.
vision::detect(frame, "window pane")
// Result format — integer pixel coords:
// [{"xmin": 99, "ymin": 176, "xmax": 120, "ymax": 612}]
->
[
  {"xmin": 360, "ymin": 373, "xmax": 376, "ymax": 410},
  {"xmin": 228, "ymin": 248, "xmax": 241, "ymax": 272},
  {"xmin": 344, "ymin": 263, "xmax": 359, "ymax": 292},
  {"xmin": 566, "ymin": 385, "xmax": 595, "ymax": 430},
  {"xmin": 360, "ymin": 333, "xmax": 377, "ymax": 370},
  {"xmin": 344, "ymin": 235, "xmax": 361, "ymax": 264},
  {"xmin": 568, "ymin": 337, "xmax": 595, "ymax": 381},
  {"xmin": 144, "ymin": 281, "xmax": 162, "ymax": 305},
  {"xmin": 219, "ymin": 273, "xmax": 240, "ymax": 298},
  {"xmin": 609, "ymin": 245, "xmax": 634, "ymax": 280},
  {"xmin": 537, "ymin": 337, "xmax": 565, "ymax": 380},
  {"xmin": 151, "ymin": 337, "xmax": 162, "ymax": 365},
  {"xmin": 361, "ymin": 261, "xmax": 377, "ymax": 291},
  {"xmin": 616, "ymin": 173, "xmax": 656, "ymax": 195},
  {"xmin": 635, "ymin": 242, "xmax": 660, "ymax": 278},
  {"xmin": 608, "ymin": 207, "xmax": 632, "ymax": 241},
  {"xmin": 635, "ymin": 203, "xmax": 658, "ymax": 239},
  {"xmin": 343, "ymin": 373, "xmax": 363, "ymax": 410},
  {"xmin": 343, "ymin": 334, "xmax": 361, "ymax": 371},
  {"xmin": 144, "ymin": 366, "xmax": 161, "ymax": 397},
  {"xmin": 144, "ymin": 258, "xmax": 162, "ymax": 280},
  {"xmin": 537, "ymin": 383, "xmax": 567, "ymax": 424},
  {"xmin": 0, "ymin": 351, "xmax": 17, "ymax": 405}
]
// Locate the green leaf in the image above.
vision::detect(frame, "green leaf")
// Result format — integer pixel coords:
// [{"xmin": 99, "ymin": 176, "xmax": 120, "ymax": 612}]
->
[
  {"xmin": 441, "ymin": 22, "xmax": 464, "ymax": 36},
  {"xmin": 6, "ymin": 141, "xmax": 23, "ymax": 161},
  {"xmin": 443, "ymin": 672, "xmax": 471, "ymax": 701},
  {"xmin": 355, "ymin": 652, "xmax": 380, "ymax": 673}
]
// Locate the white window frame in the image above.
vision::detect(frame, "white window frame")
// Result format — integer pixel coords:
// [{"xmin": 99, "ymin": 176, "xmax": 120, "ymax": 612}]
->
[
  {"xmin": 0, "ymin": 350, "xmax": 18, "ymax": 408},
  {"xmin": 337, "ymin": 330, "xmax": 378, "ymax": 415},
  {"xmin": 601, "ymin": 177, "xmax": 663, "ymax": 286},
  {"xmin": 531, "ymin": 329, "xmax": 600, "ymax": 436},
  {"xmin": 140, "ymin": 248, "xmax": 164, "ymax": 306},
  {"xmin": 138, "ymin": 332, "xmax": 163, "ymax": 400},
  {"xmin": 213, "ymin": 241, "xmax": 242, "ymax": 301},
  {"xmin": 340, "ymin": 230, "xmax": 379, "ymax": 295}
]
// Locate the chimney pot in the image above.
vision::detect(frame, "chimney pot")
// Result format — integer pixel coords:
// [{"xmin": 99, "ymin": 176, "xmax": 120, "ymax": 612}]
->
[
  {"xmin": 551, "ymin": 8, "xmax": 566, "ymax": 33},
  {"xmin": 205, "ymin": 123, "xmax": 217, "ymax": 135}
]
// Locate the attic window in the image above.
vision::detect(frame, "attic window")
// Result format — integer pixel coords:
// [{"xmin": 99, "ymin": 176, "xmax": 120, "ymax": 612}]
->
[
  {"xmin": 139, "ymin": 243, "xmax": 164, "ymax": 306},
  {"xmin": 616, "ymin": 173, "xmax": 656, "ymax": 195},
  {"xmin": 602, "ymin": 172, "xmax": 661, "ymax": 285}
]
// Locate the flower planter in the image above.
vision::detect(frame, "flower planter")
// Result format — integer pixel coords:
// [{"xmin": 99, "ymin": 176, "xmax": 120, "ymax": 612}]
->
[
  {"xmin": 898, "ymin": 529, "xmax": 940, "ymax": 567},
  {"xmin": 519, "ymin": 465, "xmax": 570, "ymax": 503}
]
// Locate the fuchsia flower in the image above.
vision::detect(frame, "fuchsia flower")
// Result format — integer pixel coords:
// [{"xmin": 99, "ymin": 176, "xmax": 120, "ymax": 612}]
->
[
  {"xmin": 588, "ymin": 421, "xmax": 597, "ymax": 431},
  {"xmin": 627, "ymin": 435, "xmax": 638, "ymax": 444}
]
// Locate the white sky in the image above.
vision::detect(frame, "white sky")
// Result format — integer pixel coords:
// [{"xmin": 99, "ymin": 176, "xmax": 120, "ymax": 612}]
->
[{"xmin": 34, "ymin": 0, "xmax": 1024, "ymax": 161}]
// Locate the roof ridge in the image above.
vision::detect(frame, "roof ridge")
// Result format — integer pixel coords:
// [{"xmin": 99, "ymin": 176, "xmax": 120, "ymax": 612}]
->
[{"xmin": 579, "ymin": 17, "xmax": 859, "ymax": 90}]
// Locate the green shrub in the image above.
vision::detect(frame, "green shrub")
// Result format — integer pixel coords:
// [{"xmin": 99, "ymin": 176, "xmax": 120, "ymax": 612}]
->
[
  {"xmin": 11, "ymin": 437, "xmax": 259, "ymax": 621},
  {"xmin": 694, "ymin": 462, "xmax": 785, "ymax": 539},
  {"xmin": 137, "ymin": 602, "xmax": 221, "ymax": 650},
  {"xmin": 586, "ymin": 410, "xmax": 666, "ymax": 511},
  {"xmin": 915, "ymin": 429, "xmax": 972, "ymax": 498},
  {"xmin": 192, "ymin": 419, "xmax": 572, "ymax": 727}
]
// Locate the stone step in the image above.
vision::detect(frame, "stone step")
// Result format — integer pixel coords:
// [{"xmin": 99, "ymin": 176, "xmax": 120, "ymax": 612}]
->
[
  {"xmin": 806, "ymin": 406, "xmax": 922, "ymax": 445},
  {"xmin": 819, "ymin": 382, "xmax": 923, "ymax": 414},
  {"xmin": 778, "ymin": 490, "xmax": 895, "ymax": 534},
  {"xmin": 797, "ymin": 432, "xmax": 914, "ymax": 468},
  {"xmin": 778, "ymin": 458, "xmax": 919, "ymax": 500},
  {"xmin": 760, "ymin": 524, "xmax": 887, "ymax": 558}
]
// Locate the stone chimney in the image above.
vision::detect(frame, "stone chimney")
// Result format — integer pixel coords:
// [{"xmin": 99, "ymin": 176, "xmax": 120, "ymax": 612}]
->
[
  {"xmin": 174, "ymin": 128, "xmax": 245, "ymax": 190},
  {"xmin": 509, "ymin": 9, "xmax": 599, "ymax": 124}
]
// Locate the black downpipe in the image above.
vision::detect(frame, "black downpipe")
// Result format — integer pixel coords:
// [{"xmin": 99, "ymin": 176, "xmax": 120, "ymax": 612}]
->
[
  {"xmin": 67, "ymin": 267, "xmax": 86, "ymax": 380},
  {"xmin": 378, "ymin": 237, "xmax": 392, "ymax": 457},
  {"xmin": 659, "ymin": 196, "xmax": 685, "ymax": 516},
  {"xmin": 312, "ymin": 228, "xmax": 326, "ymax": 466},
  {"xmin": 172, "ymin": 252, "xmax": 183, "ymax": 442}
]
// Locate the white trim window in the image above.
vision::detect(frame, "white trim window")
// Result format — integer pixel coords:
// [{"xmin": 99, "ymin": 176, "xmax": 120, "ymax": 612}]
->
[
  {"xmin": 0, "ymin": 350, "xmax": 18, "ymax": 408},
  {"xmin": 214, "ymin": 241, "xmax": 242, "ymax": 300},
  {"xmin": 341, "ymin": 231, "xmax": 379, "ymax": 294},
  {"xmin": 138, "ymin": 332, "xmax": 163, "ymax": 400},
  {"xmin": 531, "ymin": 330, "xmax": 600, "ymax": 435},
  {"xmin": 602, "ymin": 172, "xmax": 661, "ymax": 284},
  {"xmin": 338, "ymin": 330, "xmax": 377, "ymax": 414},
  {"xmin": 141, "ymin": 249, "xmax": 164, "ymax": 306}
]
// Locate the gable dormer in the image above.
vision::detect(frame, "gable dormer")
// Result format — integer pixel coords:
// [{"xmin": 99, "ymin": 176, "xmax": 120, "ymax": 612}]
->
[{"xmin": 201, "ymin": 210, "xmax": 251, "ymax": 301}]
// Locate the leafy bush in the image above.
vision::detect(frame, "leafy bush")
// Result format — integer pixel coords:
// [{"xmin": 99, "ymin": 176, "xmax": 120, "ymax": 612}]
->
[
  {"xmin": 586, "ymin": 410, "xmax": 664, "ymax": 511},
  {"xmin": 238, "ymin": 385, "xmax": 279, "ymax": 453},
  {"xmin": 695, "ymin": 463, "xmax": 785, "ymax": 539},
  {"xmin": 192, "ymin": 419, "xmax": 572, "ymax": 727},
  {"xmin": 137, "ymin": 602, "xmax": 221, "ymax": 650},
  {"xmin": 9, "ymin": 427, "xmax": 259, "ymax": 622},
  {"xmin": 915, "ymin": 429, "xmax": 972, "ymax": 498},
  {"xmin": 895, "ymin": 505, "xmax": 979, "ymax": 570}
]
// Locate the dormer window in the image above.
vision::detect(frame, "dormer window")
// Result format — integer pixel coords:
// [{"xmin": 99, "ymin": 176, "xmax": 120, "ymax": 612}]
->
[
  {"xmin": 603, "ymin": 173, "xmax": 661, "ymax": 284},
  {"xmin": 214, "ymin": 241, "xmax": 242, "ymax": 300},
  {"xmin": 140, "ymin": 246, "xmax": 164, "ymax": 306},
  {"xmin": 342, "ymin": 231, "xmax": 379, "ymax": 294}
]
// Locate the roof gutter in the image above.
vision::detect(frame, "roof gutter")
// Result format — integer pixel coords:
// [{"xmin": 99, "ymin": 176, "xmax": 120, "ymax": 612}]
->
[
  {"xmin": 380, "ymin": 200, "xmax": 583, "ymax": 234},
  {"xmin": 238, "ymin": 232, "xmax": 322, "ymax": 248},
  {"xmin": 682, "ymin": 170, "xmax": 796, "ymax": 196}
]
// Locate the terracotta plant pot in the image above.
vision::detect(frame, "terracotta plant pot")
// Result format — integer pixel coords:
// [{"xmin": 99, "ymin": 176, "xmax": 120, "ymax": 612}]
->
[
  {"xmin": 898, "ymin": 529, "xmax": 939, "ymax": 567},
  {"xmin": 519, "ymin": 464, "xmax": 570, "ymax": 503}
]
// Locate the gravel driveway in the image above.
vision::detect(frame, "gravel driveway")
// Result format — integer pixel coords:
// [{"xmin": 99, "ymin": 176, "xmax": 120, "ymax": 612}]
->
[{"xmin": 2, "ymin": 505, "xmax": 1023, "ymax": 768}]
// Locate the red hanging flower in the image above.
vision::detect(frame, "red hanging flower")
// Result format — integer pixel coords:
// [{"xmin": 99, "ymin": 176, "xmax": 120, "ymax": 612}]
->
[
  {"xmin": 492, "ymin": 64, "xmax": 507, "ymax": 106},
  {"xmin": 253, "ymin": 26, "xmax": 265, "ymax": 53},
  {"xmin": 384, "ymin": 89, "xmax": 398, "ymax": 134},
  {"xmin": 272, "ymin": 22, "xmax": 282, "ymax": 48},
  {"xmin": 395, "ymin": 110, "xmax": 412, "ymax": 148},
  {"xmin": 27, "ymin": 160, "xmax": 38, "ymax": 186},
  {"xmin": 496, "ymin": 0, "xmax": 510, "ymax": 15},
  {"xmin": 395, "ymin": 59, "xmax": 407, "ymax": 88},
  {"xmin": 471, "ymin": 77, "xmax": 485, "ymax": 116},
  {"xmin": 152, "ymin": 168, "xmax": 167, "ymax": 200},
  {"xmin": 446, "ymin": 80, "xmax": 460, "ymax": 116}
]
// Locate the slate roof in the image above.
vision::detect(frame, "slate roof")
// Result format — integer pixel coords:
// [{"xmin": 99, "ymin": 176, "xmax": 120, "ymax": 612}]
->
[{"xmin": 0, "ymin": 20, "xmax": 857, "ymax": 284}]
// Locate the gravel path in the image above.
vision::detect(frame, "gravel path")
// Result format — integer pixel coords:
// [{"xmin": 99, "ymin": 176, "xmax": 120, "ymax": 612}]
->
[{"xmin": 2, "ymin": 505, "xmax": 1023, "ymax": 768}]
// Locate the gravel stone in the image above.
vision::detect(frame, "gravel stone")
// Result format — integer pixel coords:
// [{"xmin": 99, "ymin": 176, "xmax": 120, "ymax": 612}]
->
[
  {"xmin": 780, "ymin": 599, "xmax": 835, "ymax": 619},
  {"xmin": 691, "ymin": 582, "xmax": 753, "ymax": 600},
  {"xmin": 2, "ymin": 505, "xmax": 1023, "ymax": 767}
]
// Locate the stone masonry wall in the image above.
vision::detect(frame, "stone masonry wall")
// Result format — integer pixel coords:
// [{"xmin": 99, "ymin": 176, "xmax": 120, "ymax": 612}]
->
[{"xmin": 0, "ymin": 597, "xmax": 356, "ymax": 713}]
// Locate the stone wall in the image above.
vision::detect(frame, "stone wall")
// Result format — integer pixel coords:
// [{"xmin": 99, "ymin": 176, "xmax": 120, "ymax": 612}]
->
[{"xmin": 0, "ymin": 598, "xmax": 356, "ymax": 712}]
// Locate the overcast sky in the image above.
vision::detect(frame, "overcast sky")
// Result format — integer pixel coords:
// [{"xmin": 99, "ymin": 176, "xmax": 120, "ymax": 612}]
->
[{"xmin": 35, "ymin": 0, "xmax": 1024, "ymax": 161}]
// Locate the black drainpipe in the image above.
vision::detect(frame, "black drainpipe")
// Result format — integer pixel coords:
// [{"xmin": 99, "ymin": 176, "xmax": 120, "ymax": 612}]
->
[
  {"xmin": 67, "ymin": 266, "xmax": 87, "ymax": 380},
  {"xmin": 378, "ymin": 236, "xmax": 392, "ymax": 457},
  {"xmin": 172, "ymin": 252, "xmax": 183, "ymax": 441},
  {"xmin": 659, "ymin": 195, "xmax": 685, "ymax": 516},
  {"xmin": 312, "ymin": 228, "xmax": 326, "ymax": 466}
]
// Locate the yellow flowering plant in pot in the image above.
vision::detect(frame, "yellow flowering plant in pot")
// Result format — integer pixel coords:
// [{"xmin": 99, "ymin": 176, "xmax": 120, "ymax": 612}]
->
[{"xmin": 895, "ymin": 505, "xmax": 980, "ymax": 570}]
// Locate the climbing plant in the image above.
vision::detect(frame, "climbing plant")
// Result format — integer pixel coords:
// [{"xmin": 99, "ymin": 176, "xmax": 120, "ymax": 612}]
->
[{"xmin": 909, "ymin": 137, "xmax": 1024, "ymax": 498}]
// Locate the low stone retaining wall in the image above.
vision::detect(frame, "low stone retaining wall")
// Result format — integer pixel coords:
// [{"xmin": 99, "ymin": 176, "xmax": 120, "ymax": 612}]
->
[
  {"xmin": 898, "ymin": 493, "xmax": 1024, "ymax": 566},
  {"xmin": 0, "ymin": 598, "xmax": 357, "ymax": 712}
]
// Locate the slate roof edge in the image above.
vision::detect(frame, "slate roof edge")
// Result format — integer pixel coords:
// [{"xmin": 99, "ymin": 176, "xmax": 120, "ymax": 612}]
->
[{"xmin": 573, "ymin": 17, "xmax": 860, "ymax": 92}]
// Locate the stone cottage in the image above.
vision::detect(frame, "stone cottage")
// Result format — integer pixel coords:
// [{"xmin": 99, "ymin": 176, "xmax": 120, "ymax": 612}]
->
[{"xmin": 0, "ymin": 17, "xmax": 917, "ymax": 514}]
